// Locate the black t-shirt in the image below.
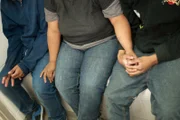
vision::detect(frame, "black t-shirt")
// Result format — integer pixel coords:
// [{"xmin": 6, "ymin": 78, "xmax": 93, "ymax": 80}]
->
[{"xmin": 120, "ymin": 0, "xmax": 180, "ymax": 63}]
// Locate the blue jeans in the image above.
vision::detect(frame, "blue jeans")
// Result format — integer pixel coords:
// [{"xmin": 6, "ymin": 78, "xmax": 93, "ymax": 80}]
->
[
  {"xmin": 104, "ymin": 47, "xmax": 180, "ymax": 120},
  {"xmin": 0, "ymin": 53, "xmax": 66, "ymax": 120},
  {"xmin": 55, "ymin": 38, "xmax": 119, "ymax": 120}
]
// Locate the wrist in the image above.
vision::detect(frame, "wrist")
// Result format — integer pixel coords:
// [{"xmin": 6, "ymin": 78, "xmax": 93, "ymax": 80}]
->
[
  {"xmin": 149, "ymin": 54, "xmax": 158, "ymax": 65},
  {"xmin": 124, "ymin": 47, "xmax": 133, "ymax": 54},
  {"xmin": 125, "ymin": 49, "xmax": 135, "ymax": 56},
  {"xmin": 125, "ymin": 50, "xmax": 134, "ymax": 54},
  {"xmin": 49, "ymin": 61, "xmax": 56, "ymax": 64}
]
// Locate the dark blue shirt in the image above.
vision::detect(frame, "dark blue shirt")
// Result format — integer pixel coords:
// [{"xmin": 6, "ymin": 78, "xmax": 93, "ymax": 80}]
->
[{"xmin": 1, "ymin": 0, "xmax": 48, "ymax": 77}]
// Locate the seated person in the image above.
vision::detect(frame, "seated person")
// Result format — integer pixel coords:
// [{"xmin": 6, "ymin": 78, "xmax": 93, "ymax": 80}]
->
[
  {"xmin": 105, "ymin": 0, "xmax": 180, "ymax": 120},
  {"xmin": 43, "ymin": 0, "xmax": 134, "ymax": 119},
  {"xmin": 0, "ymin": 0, "xmax": 66, "ymax": 120}
]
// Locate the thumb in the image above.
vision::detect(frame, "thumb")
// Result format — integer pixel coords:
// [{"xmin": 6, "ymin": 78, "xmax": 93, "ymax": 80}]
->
[{"xmin": 119, "ymin": 50, "xmax": 125, "ymax": 55}]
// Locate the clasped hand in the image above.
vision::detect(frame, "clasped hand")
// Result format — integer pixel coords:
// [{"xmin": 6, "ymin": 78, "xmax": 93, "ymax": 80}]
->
[{"xmin": 118, "ymin": 50, "xmax": 158, "ymax": 77}]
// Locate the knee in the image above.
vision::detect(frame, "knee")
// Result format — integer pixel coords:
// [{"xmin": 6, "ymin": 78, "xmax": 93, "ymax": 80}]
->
[
  {"xmin": 80, "ymin": 84, "xmax": 105, "ymax": 100},
  {"xmin": 104, "ymin": 88, "xmax": 132, "ymax": 107},
  {"xmin": 32, "ymin": 81, "xmax": 56, "ymax": 97},
  {"xmin": 56, "ymin": 80, "xmax": 78, "ymax": 99}
]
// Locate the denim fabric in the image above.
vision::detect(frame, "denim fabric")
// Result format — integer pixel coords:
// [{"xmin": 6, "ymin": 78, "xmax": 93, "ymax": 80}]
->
[
  {"xmin": 0, "ymin": 53, "xmax": 66, "ymax": 120},
  {"xmin": 104, "ymin": 47, "xmax": 180, "ymax": 120},
  {"xmin": 55, "ymin": 38, "xmax": 119, "ymax": 120}
]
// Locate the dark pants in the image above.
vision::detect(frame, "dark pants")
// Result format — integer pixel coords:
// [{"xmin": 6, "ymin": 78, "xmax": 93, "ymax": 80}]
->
[
  {"xmin": 104, "ymin": 47, "xmax": 180, "ymax": 120},
  {"xmin": 0, "ymin": 53, "xmax": 66, "ymax": 120}
]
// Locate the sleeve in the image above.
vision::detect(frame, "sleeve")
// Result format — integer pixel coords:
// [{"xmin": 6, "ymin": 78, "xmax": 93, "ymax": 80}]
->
[
  {"xmin": 44, "ymin": 0, "xmax": 57, "ymax": 13},
  {"xmin": 97, "ymin": 0, "xmax": 123, "ymax": 18},
  {"xmin": 44, "ymin": 0, "xmax": 58, "ymax": 22},
  {"xmin": 120, "ymin": 0, "xmax": 141, "ymax": 37},
  {"xmin": 0, "ymin": 10, "xmax": 24, "ymax": 77},
  {"xmin": 44, "ymin": 8, "xmax": 58, "ymax": 22},
  {"xmin": 18, "ymin": 0, "xmax": 48, "ymax": 75},
  {"xmin": 154, "ymin": 31, "xmax": 180, "ymax": 63}
]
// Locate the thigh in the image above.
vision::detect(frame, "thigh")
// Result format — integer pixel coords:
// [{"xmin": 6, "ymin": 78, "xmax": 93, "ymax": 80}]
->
[
  {"xmin": 105, "ymin": 60, "xmax": 147, "ymax": 105},
  {"xmin": 31, "ymin": 52, "xmax": 55, "ymax": 92},
  {"xmin": 55, "ymin": 42, "xmax": 84, "ymax": 91},
  {"xmin": 80, "ymin": 39, "xmax": 119, "ymax": 92},
  {"xmin": 105, "ymin": 46, "xmax": 149, "ymax": 104},
  {"xmin": 149, "ymin": 58, "xmax": 180, "ymax": 113}
]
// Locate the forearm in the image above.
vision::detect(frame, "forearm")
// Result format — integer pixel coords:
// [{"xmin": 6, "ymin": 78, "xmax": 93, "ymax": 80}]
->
[
  {"xmin": 48, "ymin": 28, "xmax": 61, "ymax": 63},
  {"xmin": 110, "ymin": 14, "xmax": 133, "ymax": 53},
  {"xmin": 154, "ymin": 31, "xmax": 180, "ymax": 63}
]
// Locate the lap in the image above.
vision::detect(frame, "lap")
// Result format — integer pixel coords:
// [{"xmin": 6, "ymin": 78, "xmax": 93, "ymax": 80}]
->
[
  {"xmin": 105, "ymin": 61, "xmax": 147, "ymax": 103},
  {"xmin": 80, "ymin": 39, "xmax": 119, "ymax": 90},
  {"xmin": 55, "ymin": 42, "xmax": 84, "ymax": 88}
]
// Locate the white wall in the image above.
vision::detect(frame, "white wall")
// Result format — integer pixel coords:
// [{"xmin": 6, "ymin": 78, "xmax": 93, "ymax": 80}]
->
[{"xmin": 0, "ymin": 16, "xmax": 8, "ymax": 69}]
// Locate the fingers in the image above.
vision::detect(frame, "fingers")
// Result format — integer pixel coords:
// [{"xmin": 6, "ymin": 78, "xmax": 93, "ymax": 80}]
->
[
  {"xmin": 2, "ymin": 74, "xmax": 21, "ymax": 87},
  {"xmin": 125, "ymin": 61, "xmax": 143, "ymax": 77},
  {"xmin": 127, "ymin": 59, "xmax": 137, "ymax": 65},
  {"xmin": 118, "ymin": 53, "xmax": 137, "ymax": 67},
  {"xmin": 40, "ymin": 70, "xmax": 47, "ymax": 83},
  {"xmin": 118, "ymin": 50, "xmax": 125, "ymax": 55},
  {"xmin": 126, "ymin": 68, "xmax": 138, "ymax": 73},
  {"xmin": 47, "ymin": 72, "xmax": 53, "ymax": 83},
  {"xmin": 4, "ymin": 76, "xmax": 10, "ymax": 87},
  {"xmin": 124, "ymin": 55, "xmax": 135, "ymax": 60},
  {"xmin": 43, "ymin": 72, "xmax": 47, "ymax": 83},
  {"xmin": 11, "ymin": 70, "xmax": 20, "ymax": 79},
  {"xmin": 124, "ymin": 60, "xmax": 142, "ymax": 70},
  {"xmin": 11, "ymin": 78, "xmax": 15, "ymax": 87},
  {"xmin": 127, "ymin": 71, "xmax": 142, "ymax": 77},
  {"xmin": 8, "ymin": 65, "xmax": 24, "ymax": 80},
  {"xmin": 2, "ymin": 75, "xmax": 19, "ymax": 87},
  {"xmin": 40, "ymin": 70, "xmax": 44, "ymax": 78},
  {"xmin": 2, "ymin": 76, "xmax": 7, "ymax": 84},
  {"xmin": 125, "ymin": 64, "xmax": 139, "ymax": 69},
  {"xmin": 50, "ymin": 72, "xmax": 55, "ymax": 83},
  {"xmin": 53, "ymin": 72, "xmax": 55, "ymax": 79},
  {"xmin": 41, "ymin": 69, "xmax": 55, "ymax": 83}
]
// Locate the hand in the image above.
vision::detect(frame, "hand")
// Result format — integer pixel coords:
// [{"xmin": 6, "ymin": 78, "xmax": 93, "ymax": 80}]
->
[
  {"xmin": 117, "ymin": 50, "xmax": 137, "ymax": 68},
  {"xmin": 126, "ymin": 54, "xmax": 158, "ymax": 77},
  {"xmin": 40, "ymin": 62, "xmax": 56, "ymax": 83},
  {"xmin": 1, "ymin": 75, "xmax": 14, "ymax": 87},
  {"xmin": 8, "ymin": 65, "xmax": 24, "ymax": 80}
]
